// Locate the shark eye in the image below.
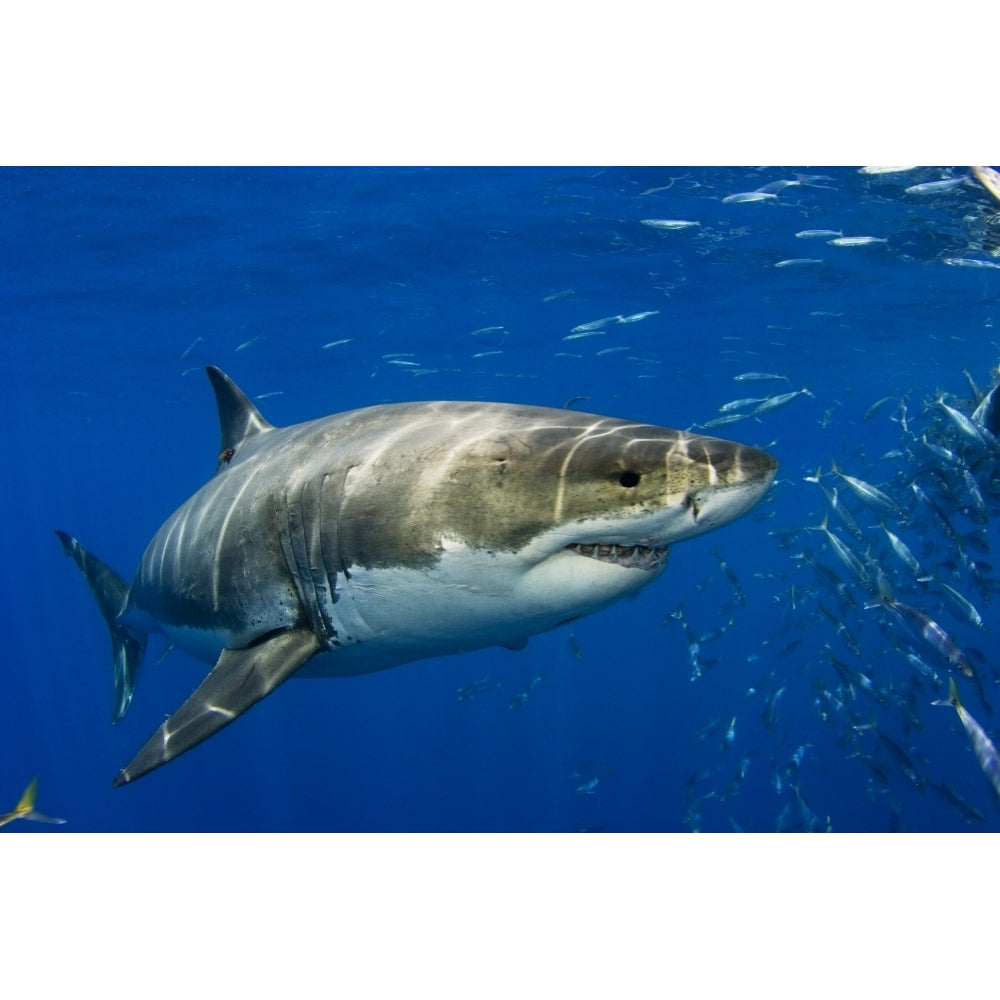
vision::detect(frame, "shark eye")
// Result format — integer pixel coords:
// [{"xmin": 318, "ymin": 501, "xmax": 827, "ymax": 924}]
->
[{"xmin": 619, "ymin": 471, "xmax": 641, "ymax": 488}]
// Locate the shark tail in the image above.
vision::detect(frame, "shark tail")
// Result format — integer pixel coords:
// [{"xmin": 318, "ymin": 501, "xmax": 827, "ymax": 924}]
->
[{"xmin": 55, "ymin": 530, "xmax": 147, "ymax": 723}]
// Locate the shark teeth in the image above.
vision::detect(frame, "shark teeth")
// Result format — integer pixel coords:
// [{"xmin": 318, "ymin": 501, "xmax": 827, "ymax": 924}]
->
[{"xmin": 564, "ymin": 543, "xmax": 669, "ymax": 571}]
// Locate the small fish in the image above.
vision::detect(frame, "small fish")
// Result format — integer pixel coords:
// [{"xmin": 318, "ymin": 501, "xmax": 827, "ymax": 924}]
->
[
  {"xmin": 468, "ymin": 326, "xmax": 506, "ymax": 336},
  {"xmin": 750, "ymin": 387, "xmax": 815, "ymax": 416},
  {"xmin": 961, "ymin": 467, "xmax": 988, "ymax": 520},
  {"xmin": 906, "ymin": 653, "xmax": 941, "ymax": 687},
  {"xmin": 733, "ymin": 372, "xmax": 789, "ymax": 383},
  {"xmin": 878, "ymin": 591, "xmax": 974, "ymax": 679},
  {"xmin": 795, "ymin": 229, "xmax": 843, "ymax": 240},
  {"xmin": 253, "ymin": 391, "xmax": 283, "ymax": 400},
  {"xmin": 863, "ymin": 395, "xmax": 894, "ymax": 421},
  {"xmin": 640, "ymin": 219, "xmax": 700, "ymax": 230},
  {"xmin": 542, "ymin": 289, "xmax": 574, "ymax": 302},
  {"xmin": 910, "ymin": 483, "xmax": 960, "ymax": 546},
  {"xmin": 828, "ymin": 236, "xmax": 887, "ymax": 247},
  {"xmin": 235, "ymin": 335, "xmax": 264, "ymax": 351},
  {"xmin": 934, "ymin": 394, "xmax": 990, "ymax": 447},
  {"xmin": 722, "ymin": 191, "xmax": 778, "ymax": 204},
  {"xmin": 943, "ymin": 257, "xmax": 1000, "ymax": 270},
  {"xmin": 935, "ymin": 678, "xmax": 1000, "ymax": 800},
  {"xmin": 619, "ymin": 311, "xmax": 659, "ymax": 323},
  {"xmin": 819, "ymin": 603, "xmax": 863, "ymax": 657},
  {"xmin": 563, "ymin": 330, "xmax": 607, "ymax": 341},
  {"xmin": 721, "ymin": 716, "xmax": 737, "ymax": 750},
  {"xmin": 180, "ymin": 336, "xmax": 203, "ymax": 360},
  {"xmin": 0, "ymin": 778, "xmax": 66, "ymax": 830},
  {"xmin": 858, "ymin": 166, "xmax": 918, "ymax": 175},
  {"xmin": 928, "ymin": 779, "xmax": 986, "ymax": 825},
  {"xmin": 787, "ymin": 743, "xmax": 811, "ymax": 773},
  {"xmin": 816, "ymin": 479, "xmax": 864, "ymax": 542},
  {"xmin": 698, "ymin": 412, "xmax": 756, "ymax": 429},
  {"xmin": 471, "ymin": 350, "xmax": 502, "ymax": 359},
  {"xmin": 456, "ymin": 674, "xmax": 501, "ymax": 704},
  {"xmin": 881, "ymin": 524, "xmax": 921, "ymax": 576},
  {"xmin": 829, "ymin": 460, "xmax": 901, "ymax": 517},
  {"xmin": 869, "ymin": 725, "xmax": 924, "ymax": 790},
  {"xmin": 322, "ymin": 339, "xmax": 354, "ymax": 349},
  {"xmin": 596, "ymin": 346, "xmax": 631, "ymax": 356},
  {"xmin": 508, "ymin": 675, "xmax": 542, "ymax": 710},
  {"xmin": 762, "ymin": 686, "xmax": 785, "ymax": 732},
  {"xmin": 904, "ymin": 177, "xmax": 968, "ymax": 196},
  {"xmin": 922, "ymin": 434, "xmax": 961, "ymax": 466},
  {"xmin": 754, "ymin": 179, "xmax": 801, "ymax": 194},
  {"xmin": 569, "ymin": 316, "xmax": 622, "ymax": 334},
  {"xmin": 937, "ymin": 579, "xmax": 986, "ymax": 631},
  {"xmin": 719, "ymin": 396, "xmax": 768, "ymax": 413},
  {"xmin": 774, "ymin": 259, "xmax": 823, "ymax": 268},
  {"xmin": 814, "ymin": 515, "xmax": 872, "ymax": 591},
  {"xmin": 712, "ymin": 548, "xmax": 746, "ymax": 607}
]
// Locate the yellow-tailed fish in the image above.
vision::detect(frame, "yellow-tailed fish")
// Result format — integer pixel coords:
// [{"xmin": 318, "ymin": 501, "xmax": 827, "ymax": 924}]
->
[
  {"xmin": 0, "ymin": 778, "xmax": 67, "ymax": 830},
  {"xmin": 935, "ymin": 679, "xmax": 1000, "ymax": 801}
]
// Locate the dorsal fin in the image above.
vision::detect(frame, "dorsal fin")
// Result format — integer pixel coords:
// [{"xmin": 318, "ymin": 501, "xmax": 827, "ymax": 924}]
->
[{"xmin": 205, "ymin": 366, "xmax": 274, "ymax": 472}]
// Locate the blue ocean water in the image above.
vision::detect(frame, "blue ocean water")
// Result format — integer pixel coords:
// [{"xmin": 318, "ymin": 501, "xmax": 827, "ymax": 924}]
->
[{"xmin": 2, "ymin": 165, "xmax": 999, "ymax": 833}]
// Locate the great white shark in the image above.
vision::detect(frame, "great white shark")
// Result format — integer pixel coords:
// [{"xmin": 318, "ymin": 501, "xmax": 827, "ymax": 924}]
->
[{"xmin": 57, "ymin": 366, "xmax": 777, "ymax": 786}]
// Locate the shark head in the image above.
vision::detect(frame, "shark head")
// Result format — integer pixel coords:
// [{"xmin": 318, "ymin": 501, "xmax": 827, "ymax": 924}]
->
[{"xmin": 330, "ymin": 404, "xmax": 778, "ymax": 650}]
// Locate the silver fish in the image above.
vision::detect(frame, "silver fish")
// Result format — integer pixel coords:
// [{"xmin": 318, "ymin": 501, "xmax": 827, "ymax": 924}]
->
[
  {"xmin": 750, "ymin": 388, "xmax": 814, "ymax": 416},
  {"xmin": 698, "ymin": 412, "xmax": 756, "ymax": 429},
  {"xmin": 830, "ymin": 461, "xmax": 901, "ymax": 517},
  {"xmin": 937, "ymin": 579, "xmax": 986, "ymax": 631},
  {"xmin": 719, "ymin": 396, "xmax": 768, "ymax": 413},
  {"xmin": 904, "ymin": 177, "xmax": 968, "ymax": 195},
  {"xmin": 881, "ymin": 524, "xmax": 921, "ymax": 576},
  {"xmin": 569, "ymin": 316, "xmax": 622, "ymax": 333},
  {"xmin": 858, "ymin": 166, "xmax": 918, "ymax": 175},
  {"xmin": 640, "ymin": 219, "xmax": 700, "ymax": 230},
  {"xmin": 828, "ymin": 236, "xmax": 888, "ymax": 247},
  {"xmin": 935, "ymin": 678, "xmax": 1000, "ymax": 801},
  {"xmin": 863, "ymin": 395, "xmax": 894, "ymax": 421},
  {"xmin": 733, "ymin": 372, "xmax": 789, "ymax": 383},
  {"xmin": 722, "ymin": 191, "xmax": 778, "ymax": 204},
  {"xmin": 934, "ymin": 394, "xmax": 989, "ymax": 447},
  {"xmin": 942, "ymin": 258, "xmax": 1000, "ymax": 270}
]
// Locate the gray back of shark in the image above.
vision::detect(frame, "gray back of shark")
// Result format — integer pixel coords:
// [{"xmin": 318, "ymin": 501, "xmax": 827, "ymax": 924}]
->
[{"xmin": 57, "ymin": 366, "xmax": 777, "ymax": 786}]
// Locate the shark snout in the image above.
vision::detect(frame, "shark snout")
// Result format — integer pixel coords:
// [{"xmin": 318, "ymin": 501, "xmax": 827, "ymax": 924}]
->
[{"xmin": 687, "ymin": 441, "xmax": 777, "ymax": 531}]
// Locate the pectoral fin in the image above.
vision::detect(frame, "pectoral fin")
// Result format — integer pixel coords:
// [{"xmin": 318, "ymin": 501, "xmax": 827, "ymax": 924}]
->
[{"xmin": 113, "ymin": 627, "xmax": 322, "ymax": 787}]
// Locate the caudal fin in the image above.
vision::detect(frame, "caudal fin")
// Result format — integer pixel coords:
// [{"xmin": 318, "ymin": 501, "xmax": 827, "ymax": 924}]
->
[
  {"xmin": 55, "ymin": 530, "xmax": 147, "ymax": 722},
  {"xmin": 0, "ymin": 778, "xmax": 67, "ymax": 829},
  {"xmin": 933, "ymin": 677, "xmax": 962, "ymax": 710}
]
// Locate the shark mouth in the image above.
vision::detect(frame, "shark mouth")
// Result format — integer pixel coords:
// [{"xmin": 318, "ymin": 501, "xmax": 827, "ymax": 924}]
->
[{"xmin": 564, "ymin": 543, "xmax": 669, "ymax": 571}]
